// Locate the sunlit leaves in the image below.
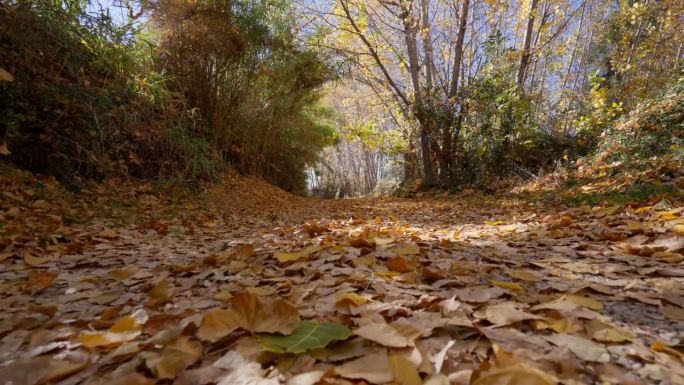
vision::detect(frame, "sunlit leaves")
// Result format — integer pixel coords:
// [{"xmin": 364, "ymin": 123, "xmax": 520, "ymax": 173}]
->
[{"xmin": 80, "ymin": 316, "xmax": 142, "ymax": 348}]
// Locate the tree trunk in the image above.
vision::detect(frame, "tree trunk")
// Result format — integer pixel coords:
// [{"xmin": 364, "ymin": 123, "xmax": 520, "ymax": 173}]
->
[
  {"xmin": 517, "ymin": 0, "xmax": 539, "ymax": 90},
  {"xmin": 440, "ymin": 0, "xmax": 469, "ymax": 184},
  {"xmin": 400, "ymin": 1, "xmax": 434, "ymax": 186}
]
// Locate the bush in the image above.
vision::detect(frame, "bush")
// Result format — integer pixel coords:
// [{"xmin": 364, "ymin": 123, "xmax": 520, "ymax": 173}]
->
[{"xmin": 595, "ymin": 78, "xmax": 684, "ymax": 166}]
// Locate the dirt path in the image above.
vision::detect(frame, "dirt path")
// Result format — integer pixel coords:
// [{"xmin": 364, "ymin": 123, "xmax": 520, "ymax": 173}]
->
[{"xmin": 1, "ymin": 175, "xmax": 683, "ymax": 384}]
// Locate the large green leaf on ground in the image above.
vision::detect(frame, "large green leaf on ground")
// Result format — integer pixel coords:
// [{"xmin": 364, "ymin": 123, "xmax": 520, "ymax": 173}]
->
[{"xmin": 259, "ymin": 321, "xmax": 352, "ymax": 354}]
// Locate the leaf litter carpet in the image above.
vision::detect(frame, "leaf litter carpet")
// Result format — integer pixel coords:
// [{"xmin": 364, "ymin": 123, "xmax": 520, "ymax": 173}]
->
[{"xmin": 1, "ymin": 171, "xmax": 683, "ymax": 385}]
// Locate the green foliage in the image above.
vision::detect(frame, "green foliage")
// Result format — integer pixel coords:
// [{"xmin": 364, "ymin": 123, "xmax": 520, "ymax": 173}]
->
[
  {"xmin": 153, "ymin": 0, "xmax": 335, "ymax": 191},
  {"xmin": 594, "ymin": 77, "xmax": 684, "ymax": 165},
  {"xmin": 0, "ymin": 0, "xmax": 334, "ymax": 191},
  {"xmin": 566, "ymin": 183, "xmax": 682, "ymax": 206},
  {"xmin": 259, "ymin": 321, "xmax": 351, "ymax": 354},
  {"xmin": 451, "ymin": 38, "xmax": 576, "ymax": 186}
]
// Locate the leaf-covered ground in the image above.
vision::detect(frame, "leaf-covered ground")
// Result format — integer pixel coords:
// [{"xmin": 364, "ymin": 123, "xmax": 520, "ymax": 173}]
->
[{"xmin": 1, "ymin": 167, "xmax": 683, "ymax": 385}]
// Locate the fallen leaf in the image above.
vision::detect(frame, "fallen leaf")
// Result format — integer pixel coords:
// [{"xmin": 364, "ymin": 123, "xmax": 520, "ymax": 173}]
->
[
  {"xmin": 506, "ymin": 270, "xmax": 541, "ymax": 282},
  {"xmin": 389, "ymin": 354, "xmax": 421, "ymax": 385},
  {"xmin": 0, "ymin": 67, "xmax": 14, "ymax": 82},
  {"xmin": 259, "ymin": 321, "xmax": 351, "ymax": 353},
  {"xmin": 543, "ymin": 333, "xmax": 610, "ymax": 362},
  {"xmin": 336, "ymin": 350, "xmax": 393, "ymax": 383},
  {"xmin": 229, "ymin": 292, "xmax": 300, "ymax": 334},
  {"xmin": 392, "ymin": 244, "xmax": 420, "ymax": 255},
  {"xmin": 80, "ymin": 316, "xmax": 142, "ymax": 348},
  {"xmin": 0, "ymin": 356, "xmax": 86, "ymax": 385},
  {"xmin": 471, "ymin": 362, "xmax": 555, "ymax": 385},
  {"xmin": 563, "ymin": 294, "xmax": 603, "ymax": 311},
  {"xmin": 274, "ymin": 245, "xmax": 321, "ymax": 263},
  {"xmin": 490, "ymin": 280, "xmax": 523, "ymax": 292},
  {"xmin": 26, "ymin": 270, "xmax": 57, "ymax": 293},
  {"xmin": 336, "ymin": 292, "xmax": 369, "ymax": 307},
  {"xmin": 354, "ymin": 322, "xmax": 412, "ymax": 347},
  {"xmin": 213, "ymin": 351, "xmax": 278, "ymax": 385},
  {"xmin": 386, "ymin": 256, "xmax": 418, "ymax": 273},
  {"xmin": 479, "ymin": 302, "xmax": 541, "ymax": 326},
  {"xmin": 586, "ymin": 320, "xmax": 635, "ymax": 342},
  {"xmin": 145, "ymin": 336, "xmax": 202, "ymax": 379},
  {"xmin": 110, "ymin": 266, "xmax": 138, "ymax": 280},
  {"xmin": 23, "ymin": 251, "xmax": 51, "ymax": 266},
  {"xmin": 197, "ymin": 308, "xmax": 238, "ymax": 342}
]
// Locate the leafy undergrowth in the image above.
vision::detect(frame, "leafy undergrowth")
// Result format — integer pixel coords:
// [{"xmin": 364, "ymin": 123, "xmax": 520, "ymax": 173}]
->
[{"xmin": 1, "ymin": 165, "xmax": 684, "ymax": 385}]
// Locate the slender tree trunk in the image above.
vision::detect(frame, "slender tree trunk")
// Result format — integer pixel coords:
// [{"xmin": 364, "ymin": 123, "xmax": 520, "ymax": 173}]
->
[
  {"xmin": 440, "ymin": 0, "xmax": 470, "ymax": 184},
  {"xmin": 421, "ymin": 0, "xmax": 435, "ymax": 91},
  {"xmin": 400, "ymin": 1, "xmax": 434, "ymax": 186},
  {"xmin": 517, "ymin": 0, "xmax": 539, "ymax": 90}
]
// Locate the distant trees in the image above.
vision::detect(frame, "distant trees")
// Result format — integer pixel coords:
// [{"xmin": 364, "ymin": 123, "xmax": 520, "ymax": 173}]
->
[{"xmin": 303, "ymin": 0, "xmax": 684, "ymax": 193}]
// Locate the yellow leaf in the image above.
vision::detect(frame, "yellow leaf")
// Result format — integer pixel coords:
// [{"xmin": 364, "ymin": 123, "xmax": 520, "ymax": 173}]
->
[
  {"xmin": 490, "ymin": 280, "xmax": 523, "ymax": 292},
  {"xmin": 392, "ymin": 244, "xmax": 420, "ymax": 255},
  {"xmin": 673, "ymin": 224, "xmax": 684, "ymax": 236},
  {"xmin": 655, "ymin": 210, "xmax": 679, "ymax": 221},
  {"xmin": 389, "ymin": 354, "xmax": 421, "ymax": 385},
  {"xmin": 564, "ymin": 294, "xmax": 603, "ymax": 311},
  {"xmin": 80, "ymin": 316, "xmax": 142, "ymax": 348},
  {"xmin": 336, "ymin": 292, "xmax": 368, "ymax": 307},
  {"xmin": 274, "ymin": 245, "xmax": 321, "ymax": 263},
  {"xmin": 484, "ymin": 220, "xmax": 505, "ymax": 226}
]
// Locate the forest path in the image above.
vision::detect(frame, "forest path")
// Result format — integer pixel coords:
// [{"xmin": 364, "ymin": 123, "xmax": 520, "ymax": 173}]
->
[{"xmin": 1, "ymin": 175, "xmax": 684, "ymax": 384}]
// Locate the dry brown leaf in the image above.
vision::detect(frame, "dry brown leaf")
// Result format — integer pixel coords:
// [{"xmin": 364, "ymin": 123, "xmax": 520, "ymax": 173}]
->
[
  {"xmin": 0, "ymin": 356, "xmax": 86, "ymax": 385},
  {"xmin": 145, "ymin": 336, "xmax": 202, "ymax": 379},
  {"xmin": 197, "ymin": 308, "xmax": 238, "ymax": 342},
  {"xmin": 479, "ymin": 302, "xmax": 542, "ymax": 326},
  {"xmin": 563, "ymin": 294, "xmax": 603, "ymax": 311},
  {"xmin": 336, "ymin": 350, "xmax": 393, "ymax": 383},
  {"xmin": 386, "ymin": 256, "xmax": 418, "ymax": 273},
  {"xmin": 229, "ymin": 292, "xmax": 300, "ymax": 334},
  {"xmin": 23, "ymin": 250, "xmax": 51, "ymax": 266},
  {"xmin": 26, "ymin": 270, "xmax": 57, "ymax": 292},
  {"xmin": 506, "ymin": 270, "xmax": 541, "ymax": 282},
  {"xmin": 110, "ymin": 266, "xmax": 138, "ymax": 280},
  {"xmin": 471, "ymin": 362, "xmax": 556, "ymax": 385},
  {"xmin": 543, "ymin": 333, "xmax": 610, "ymax": 362},
  {"xmin": 354, "ymin": 322, "xmax": 412, "ymax": 347}
]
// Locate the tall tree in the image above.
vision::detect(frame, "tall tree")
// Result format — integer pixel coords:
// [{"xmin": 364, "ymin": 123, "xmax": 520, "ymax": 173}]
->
[{"xmin": 517, "ymin": 0, "xmax": 539, "ymax": 90}]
